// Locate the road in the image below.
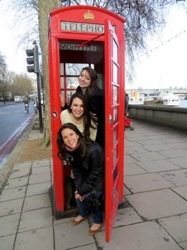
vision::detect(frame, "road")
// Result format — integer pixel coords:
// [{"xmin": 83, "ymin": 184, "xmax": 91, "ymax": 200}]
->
[{"xmin": 0, "ymin": 102, "xmax": 36, "ymax": 169}]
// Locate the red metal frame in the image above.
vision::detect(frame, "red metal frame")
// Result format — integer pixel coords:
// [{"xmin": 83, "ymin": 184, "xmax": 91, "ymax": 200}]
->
[
  {"xmin": 48, "ymin": 5, "xmax": 125, "ymax": 241},
  {"xmin": 104, "ymin": 19, "xmax": 125, "ymax": 242}
]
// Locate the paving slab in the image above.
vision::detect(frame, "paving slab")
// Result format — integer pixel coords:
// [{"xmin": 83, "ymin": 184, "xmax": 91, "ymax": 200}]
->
[
  {"xmin": 160, "ymin": 169, "xmax": 187, "ymax": 186},
  {"xmin": 0, "ymin": 234, "xmax": 15, "ymax": 250},
  {"xmin": 9, "ymin": 165, "xmax": 31, "ymax": 179},
  {"xmin": 179, "ymin": 241, "xmax": 187, "ymax": 249},
  {"xmin": 125, "ymin": 173, "xmax": 174, "ymax": 193},
  {"xmin": 26, "ymin": 182, "xmax": 51, "ymax": 196},
  {"xmin": 169, "ymin": 156, "xmax": 187, "ymax": 169},
  {"xmin": 159, "ymin": 214, "xmax": 187, "ymax": 243},
  {"xmin": 172, "ymin": 186, "xmax": 187, "ymax": 200},
  {"xmin": 125, "ymin": 162, "xmax": 146, "ymax": 176},
  {"xmin": 138, "ymin": 159, "xmax": 181, "ymax": 173},
  {"xmin": 170, "ymin": 141, "xmax": 187, "ymax": 149},
  {"xmin": 125, "ymin": 146, "xmax": 148, "ymax": 154},
  {"xmin": 32, "ymin": 159, "xmax": 51, "ymax": 168},
  {"xmin": 18, "ymin": 207, "xmax": 52, "ymax": 233},
  {"xmin": 143, "ymin": 144, "xmax": 173, "ymax": 152},
  {"xmin": 54, "ymin": 220, "xmax": 94, "ymax": 250},
  {"xmin": 0, "ymin": 198, "xmax": 23, "ymax": 216},
  {"xmin": 0, "ymin": 186, "xmax": 26, "ymax": 201},
  {"xmin": 126, "ymin": 189, "xmax": 187, "ymax": 220},
  {"xmin": 23, "ymin": 193, "xmax": 51, "ymax": 212},
  {"xmin": 13, "ymin": 162, "xmax": 32, "ymax": 170},
  {"xmin": 32, "ymin": 165, "xmax": 51, "ymax": 175},
  {"xmin": 15, "ymin": 227, "xmax": 53, "ymax": 250},
  {"xmin": 0, "ymin": 213, "xmax": 20, "ymax": 237},
  {"xmin": 132, "ymin": 151, "xmax": 166, "ymax": 162},
  {"xmin": 114, "ymin": 207, "xmax": 142, "ymax": 227},
  {"xmin": 96, "ymin": 221, "xmax": 181, "ymax": 250},
  {"xmin": 4, "ymin": 176, "xmax": 29, "ymax": 190},
  {"xmin": 29, "ymin": 173, "xmax": 51, "ymax": 184},
  {"xmin": 159, "ymin": 149, "xmax": 187, "ymax": 158}
]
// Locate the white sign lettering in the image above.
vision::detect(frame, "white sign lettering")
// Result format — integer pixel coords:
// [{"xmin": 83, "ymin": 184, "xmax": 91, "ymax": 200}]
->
[{"xmin": 61, "ymin": 22, "xmax": 104, "ymax": 33}]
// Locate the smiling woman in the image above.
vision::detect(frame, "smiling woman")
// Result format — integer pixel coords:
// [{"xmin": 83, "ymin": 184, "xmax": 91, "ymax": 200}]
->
[{"xmin": 60, "ymin": 92, "xmax": 97, "ymax": 141}]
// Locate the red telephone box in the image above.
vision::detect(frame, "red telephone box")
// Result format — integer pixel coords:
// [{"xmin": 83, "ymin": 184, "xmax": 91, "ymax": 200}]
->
[{"xmin": 48, "ymin": 5, "xmax": 125, "ymax": 242}]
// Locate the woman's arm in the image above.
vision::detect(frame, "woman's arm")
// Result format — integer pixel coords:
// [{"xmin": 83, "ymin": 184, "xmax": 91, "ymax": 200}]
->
[{"xmin": 74, "ymin": 146, "xmax": 104, "ymax": 195}]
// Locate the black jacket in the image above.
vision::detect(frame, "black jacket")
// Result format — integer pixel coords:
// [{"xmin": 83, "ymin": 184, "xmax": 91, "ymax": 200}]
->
[{"xmin": 65, "ymin": 142, "xmax": 105, "ymax": 196}]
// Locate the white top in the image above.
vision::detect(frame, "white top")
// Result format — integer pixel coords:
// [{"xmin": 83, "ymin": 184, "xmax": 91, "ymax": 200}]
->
[{"xmin": 60, "ymin": 109, "xmax": 97, "ymax": 141}]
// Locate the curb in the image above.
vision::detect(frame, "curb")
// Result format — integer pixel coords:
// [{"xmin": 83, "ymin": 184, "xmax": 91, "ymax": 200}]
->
[{"xmin": 0, "ymin": 117, "xmax": 37, "ymax": 194}]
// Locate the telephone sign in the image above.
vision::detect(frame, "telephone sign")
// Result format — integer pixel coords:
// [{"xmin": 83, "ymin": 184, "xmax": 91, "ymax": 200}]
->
[{"xmin": 61, "ymin": 21, "xmax": 104, "ymax": 33}]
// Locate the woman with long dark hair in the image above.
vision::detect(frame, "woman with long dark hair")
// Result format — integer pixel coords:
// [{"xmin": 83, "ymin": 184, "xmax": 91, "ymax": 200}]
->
[
  {"xmin": 60, "ymin": 92, "xmax": 97, "ymax": 140},
  {"xmin": 76, "ymin": 67, "xmax": 105, "ymax": 148},
  {"xmin": 57, "ymin": 123, "xmax": 105, "ymax": 236}
]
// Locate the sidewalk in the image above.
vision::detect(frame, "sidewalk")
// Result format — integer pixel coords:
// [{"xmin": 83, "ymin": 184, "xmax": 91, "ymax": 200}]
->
[{"xmin": 0, "ymin": 120, "xmax": 187, "ymax": 250}]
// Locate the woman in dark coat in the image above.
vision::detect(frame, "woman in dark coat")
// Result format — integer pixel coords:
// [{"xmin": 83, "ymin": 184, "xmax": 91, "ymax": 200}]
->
[
  {"xmin": 76, "ymin": 67, "xmax": 105, "ymax": 148},
  {"xmin": 57, "ymin": 123, "xmax": 105, "ymax": 236}
]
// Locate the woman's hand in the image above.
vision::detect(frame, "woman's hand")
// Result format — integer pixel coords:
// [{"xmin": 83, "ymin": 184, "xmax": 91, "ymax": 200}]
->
[
  {"xmin": 60, "ymin": 94, "xmax": 65, "ymax": 107},
  {"xmin": 75, "ymin": 191, "xmax": 84, "ymax": 202}
]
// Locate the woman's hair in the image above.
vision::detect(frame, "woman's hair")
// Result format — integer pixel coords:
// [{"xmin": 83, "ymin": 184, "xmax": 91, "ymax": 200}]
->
[
  {"xmin": 57, "ymin": 123, "xmax": 93, "ymax": 160},
  {"xmin": 79, "ymin": 67, "xmax": 99, "ymax": 98},
  {"xmin": 68, "ymin": 92, "xmax": 97, "ymax": 138}
]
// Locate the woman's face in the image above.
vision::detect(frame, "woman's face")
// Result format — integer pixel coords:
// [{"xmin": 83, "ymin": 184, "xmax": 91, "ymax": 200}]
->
[
  {"xmin": 78, "ymin": 70, "xmax": 91, "ymax": 90},
  {"xmin": 70, "ymin": 97, "xmax": 84, "ymax": 119},
  {"xmin": 61, "ymin": 128, "xmax": 79, "ymax": 149}
]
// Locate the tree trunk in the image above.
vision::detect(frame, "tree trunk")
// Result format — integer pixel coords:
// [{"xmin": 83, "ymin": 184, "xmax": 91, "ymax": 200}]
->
[{"xmin": 38, "ymin": 0, "xmax": 61, "ymax": 146}]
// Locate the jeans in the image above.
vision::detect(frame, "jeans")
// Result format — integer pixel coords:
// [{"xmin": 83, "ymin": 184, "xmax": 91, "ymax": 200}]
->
[{"xmin": 76, "ymin": 191, "xmax": 104, "ymax": 224}]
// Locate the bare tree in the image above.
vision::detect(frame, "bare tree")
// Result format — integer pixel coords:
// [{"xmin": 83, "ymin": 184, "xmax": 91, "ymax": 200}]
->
[
  {"xmin": 10, "ymin": 74, "xmax": 34, "ymax": 97},
  {"xmin": 0, "ymin": 52, "xmax": 7, "ymax": 79}
]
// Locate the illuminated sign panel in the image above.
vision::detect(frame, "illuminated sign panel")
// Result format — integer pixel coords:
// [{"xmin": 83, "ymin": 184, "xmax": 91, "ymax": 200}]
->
[{"xmin": 60, "ymin": 43, "xmax": 103, "ymax": 52}]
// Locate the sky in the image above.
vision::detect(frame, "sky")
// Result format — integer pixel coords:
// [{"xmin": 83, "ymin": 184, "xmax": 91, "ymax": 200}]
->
[
  {"xmin": 0, "ymin": 1, "xmax": 187, "ymax": 89},
  {"xmin": 131, "ymin": 3, "xmax": 187, "ymax": 90},
  {"xmin": 0, "ymin": 0, "xmax": 32, "ymax": 75}
]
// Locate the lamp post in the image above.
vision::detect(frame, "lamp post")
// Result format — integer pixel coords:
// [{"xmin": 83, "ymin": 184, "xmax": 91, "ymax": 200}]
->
[{"xmin": 33, "ymin": 41, "xmax": 43, "ymax": 133}]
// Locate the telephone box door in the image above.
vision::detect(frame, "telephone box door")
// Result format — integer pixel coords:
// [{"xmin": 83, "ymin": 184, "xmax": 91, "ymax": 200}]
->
[{"xmin": 105, "ymin": 20, "xmax": 124, "ymax": 242}]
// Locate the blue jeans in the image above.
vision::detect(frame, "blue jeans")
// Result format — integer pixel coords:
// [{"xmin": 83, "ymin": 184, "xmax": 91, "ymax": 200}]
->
[{"xmin": 76, "ymin": 191, "xmax": 104, "ymax": 224}]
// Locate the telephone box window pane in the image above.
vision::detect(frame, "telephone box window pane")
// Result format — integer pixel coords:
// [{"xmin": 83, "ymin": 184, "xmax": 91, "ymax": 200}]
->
[
  {"xmin": 113, "ymin": 85, "xmax": 118, "ymax": 104},
  {"xmin": 113, "ymin": 108, "xmax": 118, "ymax": 125},
  {"xmin": 60, "ymin": 63, "xmax": 64, "ymax": 74},
  {"xmin": 113, "ymin": 165, "xmax": 118, "ymax": 184},
  {"xmin": 113, "ymin": 144, "xmax": 117, "ymax": 165},
  {"xmin": 66, "ymin": 63, "xmax": 89, "ymax": 75},
  {"xmin": 113, "ymin": 40, "xmax": 118, "ymax": 63},
  {"xmin": 66, "ymin": 77, "xmax": 78, "ymax": 88},
  {"xmin": 60, "ymin": 77, "xmax": 64, "ymax": 88},
  {"xmin": 113, "ymin": 64, "xmax": 118, "ymax": 84},
  {"xmin": 60, "ymin": 91, "xmax": 65, "ymax": 101},
  {"xmin": 113, "ymin": 124, "xmax": 118, "ymax": 144}
]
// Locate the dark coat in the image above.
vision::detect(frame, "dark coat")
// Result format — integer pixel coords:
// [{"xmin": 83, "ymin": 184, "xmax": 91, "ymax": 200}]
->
[
  {"xmin": 65, "ymin": 142, "xmax": 105, "ymax": 196},
  {"xmin": 76, "ymin": 86, "xmax": 105, "ymax": 148}
]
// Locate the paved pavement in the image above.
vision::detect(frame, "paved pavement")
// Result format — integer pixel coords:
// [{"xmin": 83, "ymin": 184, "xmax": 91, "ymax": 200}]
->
[{"xmin": 0, "ymin": 120, "xmax": 187, "ymax": 250}]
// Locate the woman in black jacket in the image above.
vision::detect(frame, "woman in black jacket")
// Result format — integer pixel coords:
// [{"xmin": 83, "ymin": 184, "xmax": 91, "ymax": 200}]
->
[
  {"xmin": 76, "ymin": 67, "xmax": 105, "ymax": 148},
  {"xmin": 57, "ymin": 123, "xmax": 105, "ymax": 236}
]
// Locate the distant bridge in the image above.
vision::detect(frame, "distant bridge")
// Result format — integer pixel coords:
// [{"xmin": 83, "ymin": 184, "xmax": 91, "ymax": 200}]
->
[{"xmin": 126, "ymin": 88, "xmax": 187, "ymax": 98}]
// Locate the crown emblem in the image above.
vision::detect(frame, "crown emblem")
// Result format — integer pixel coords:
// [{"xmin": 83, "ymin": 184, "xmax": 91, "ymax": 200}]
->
[{"xmin": 83, "ymin": 10, "xmax": 95, "ymax": 21}]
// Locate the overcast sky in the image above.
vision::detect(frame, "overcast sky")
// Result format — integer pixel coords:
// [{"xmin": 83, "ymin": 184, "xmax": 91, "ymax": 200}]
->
[
  {"xmin": 130, "ymin": 3, "xmax": 187, "ymax": 90},
  {"xmin": 0, "ymin": 1, "xmax": 187, "ymax": 89}
]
